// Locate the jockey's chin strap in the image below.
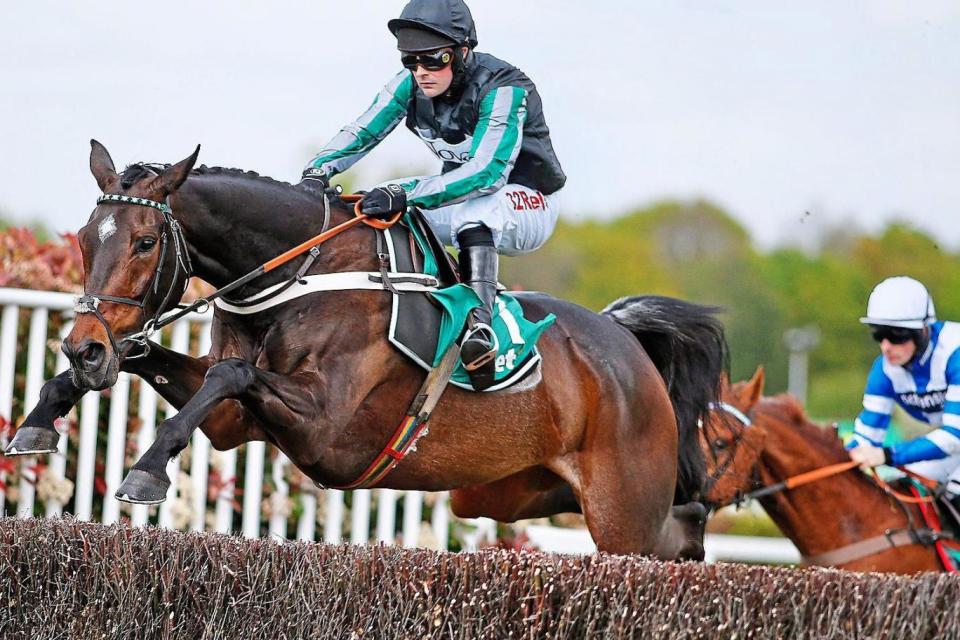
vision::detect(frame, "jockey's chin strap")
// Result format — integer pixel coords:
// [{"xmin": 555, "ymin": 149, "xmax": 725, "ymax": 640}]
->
[{"xmin": 76, "ymin": 194, "xmax": 194, "ymax": 358}]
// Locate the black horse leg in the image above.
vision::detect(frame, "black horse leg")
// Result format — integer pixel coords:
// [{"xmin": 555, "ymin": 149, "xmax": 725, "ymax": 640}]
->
[
  {"xmin": 115, "ymin": 358, "xmax": 255, "ymax": 504},
  {"xmin": 121, "ymin": 340, "xmax": 212, "ymax": 409},
  {"xmin": 5, "ymin": 340, "xmax": 211, "ymax": 457},
  {"xmin": 4, "ymin": 371, "xmax": 85, "ymax": 455}
]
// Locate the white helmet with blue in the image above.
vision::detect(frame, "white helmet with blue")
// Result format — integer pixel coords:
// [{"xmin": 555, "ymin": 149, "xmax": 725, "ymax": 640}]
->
[{"xmin": 860, "ymin": 276, "xmax": 936, "ymax": 329}]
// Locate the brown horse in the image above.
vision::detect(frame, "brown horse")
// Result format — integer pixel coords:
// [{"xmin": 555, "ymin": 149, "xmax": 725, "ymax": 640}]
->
[
  {"xmin": 4, "ymin": 141, "xmax": 728, "ymax": 558},
  {"xmin": 701, "ymin": 368, "xmax": 949, "ymax": 573}
]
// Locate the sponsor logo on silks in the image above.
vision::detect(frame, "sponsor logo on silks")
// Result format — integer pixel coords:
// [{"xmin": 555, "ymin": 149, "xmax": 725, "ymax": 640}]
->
[
  {"xmin": 417, "ymin": 130, "xmax": 474, "ymax": 164},
  {"xmin": 496, "ymin": 348, "xmax": 518, "ymax": 373},
  {"xmin": 494, "ymin": 299, "xmax": 525, "ymax": 374},
  {"xmin": 505, "ymin": 190, "xmax": 546, "ymax": 211},
  {"xmin": 899, "ymin": 390, "xmax": 946, "ymax": 412},
  {"xmin": 387, "ymin": 184, "xmax": 404, "ymax": 196}
]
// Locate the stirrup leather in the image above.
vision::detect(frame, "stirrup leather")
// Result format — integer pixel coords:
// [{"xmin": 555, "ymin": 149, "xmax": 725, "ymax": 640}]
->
[{"xmin": 461, "ymin": 322, "xmax": 499, "ymax": 371}]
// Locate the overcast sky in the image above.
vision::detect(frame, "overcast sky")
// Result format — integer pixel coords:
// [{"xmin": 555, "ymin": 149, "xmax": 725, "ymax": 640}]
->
[{"xmin": 2, "ymin": 1, "xmax": 957, "ymax": 248}]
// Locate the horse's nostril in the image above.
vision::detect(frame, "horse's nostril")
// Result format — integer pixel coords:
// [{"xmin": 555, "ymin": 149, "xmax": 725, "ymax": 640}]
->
[{"xmin": 78, "ymin": 342, "xmax": 106, "ymax": 371}]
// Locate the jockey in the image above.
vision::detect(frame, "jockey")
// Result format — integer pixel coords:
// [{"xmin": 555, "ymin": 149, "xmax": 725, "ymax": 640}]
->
[
  {"xmin": 301, "ymin": 0, "xmax": 566, "ymax": 391},
  {"xmin": 848, "ymin": 276, "xmax": 960, "ymax": 515}
]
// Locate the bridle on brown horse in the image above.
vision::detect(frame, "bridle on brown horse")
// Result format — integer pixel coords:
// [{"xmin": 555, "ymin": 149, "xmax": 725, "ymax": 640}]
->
[
  {"xmin": 76, "ymin": 193, "xmax": 194, "ymax": 359},
  {"xmin": 76, "ymin": 190, "xmax": 398, "ymax": 359},
  {"xmin": 704, "ymin": 402, "xmax": 960, "ymax": 569},
  {"xmin": 700, "ymin": 401, "xmax": 757, "ymax": 500}
]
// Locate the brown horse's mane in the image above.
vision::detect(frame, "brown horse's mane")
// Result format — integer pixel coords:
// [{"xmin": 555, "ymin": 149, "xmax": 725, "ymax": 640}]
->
[
  {"xmin": 757, "ymin": 391, "xmax": 849, "ymax": 459},
  {"xmin": 119, "ymin": 163, "xmax": 293, "ymax": 190}
]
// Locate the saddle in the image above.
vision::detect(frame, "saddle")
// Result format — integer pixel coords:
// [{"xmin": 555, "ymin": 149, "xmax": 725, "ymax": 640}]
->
[
  {"xmin": 386, "ymin": 208, "xmax": 554, "ymax": 392},
  {"xmin": 892, "ymin": 477, "xmax": 960, "ymax": 570}
]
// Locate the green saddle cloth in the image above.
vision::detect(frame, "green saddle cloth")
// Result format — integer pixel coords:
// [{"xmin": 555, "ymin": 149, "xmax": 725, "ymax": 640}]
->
[
  {"xmin": 402, "ymin": 211, "xmax": 555, "ymax": 389},
  {"xmin": 431, "ymin": 285, "xmax": 555, "ymax": 388}
]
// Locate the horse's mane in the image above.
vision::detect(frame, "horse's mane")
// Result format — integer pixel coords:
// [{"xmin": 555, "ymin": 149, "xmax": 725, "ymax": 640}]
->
[
  {"xmin": 119, "ymin": 163, "xmax": 293, "ymax": 190},
  {"xmin": 757, "ymin": 392, "xmax": 848, "ymax": 457}
]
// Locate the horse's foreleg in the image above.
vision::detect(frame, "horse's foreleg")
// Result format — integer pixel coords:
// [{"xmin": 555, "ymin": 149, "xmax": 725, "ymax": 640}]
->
[
  {"xmin": 5, "ymin": 339, "xmax": 209, "ymax": 457},
  {"xmin": 115, "ymin": 357, "xmax": 258, "ymax": 504},
  {"xmin": 4, "ymin": 371, "xmax": 85, "ymax": 455}
]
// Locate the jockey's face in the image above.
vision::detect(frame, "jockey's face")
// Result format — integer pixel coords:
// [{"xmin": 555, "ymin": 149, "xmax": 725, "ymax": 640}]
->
[
  {"xmin": 405, "ymin": 47, "xmax": 464, "ymax": 98},
  {"xmin": 878, "ymin": 337, "xmax": 917, "ymax": 366}
]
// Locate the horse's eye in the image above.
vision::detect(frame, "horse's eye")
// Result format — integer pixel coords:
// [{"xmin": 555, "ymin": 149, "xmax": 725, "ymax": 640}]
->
[
  {"xmin": 135, "ymin": 237, "xmax": 157, "ymax": 253},
  {"xmin": 713, "ymin": 438, "xmax": 728, "ymax": 450}
]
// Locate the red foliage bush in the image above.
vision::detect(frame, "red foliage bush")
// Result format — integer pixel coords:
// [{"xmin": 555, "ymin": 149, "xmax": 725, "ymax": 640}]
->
[{"xmin": 0, "ymin": 228, "xmax": 83, "ymax": 293}]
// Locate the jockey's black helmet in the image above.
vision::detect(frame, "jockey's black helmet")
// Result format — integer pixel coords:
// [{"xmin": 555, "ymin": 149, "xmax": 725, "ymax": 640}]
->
[{"xmin": 388, "ymin": 0, "xmax": 478, "ymax": 52}]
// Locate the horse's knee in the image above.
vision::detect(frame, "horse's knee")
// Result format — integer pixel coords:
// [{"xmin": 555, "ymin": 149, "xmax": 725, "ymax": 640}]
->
[{"xmin": 204, "ymin": 358, "xmax": 256, "ymax": 396}]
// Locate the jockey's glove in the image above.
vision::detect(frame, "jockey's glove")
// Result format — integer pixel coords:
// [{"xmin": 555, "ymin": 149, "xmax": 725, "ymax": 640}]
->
[
  {"xmin": 361, "ymin": 184, "xmax": 407, "ymax": 219},
  {"xmin": 300, "ymin": 168, "xmax": 331, "ymax": 190}
]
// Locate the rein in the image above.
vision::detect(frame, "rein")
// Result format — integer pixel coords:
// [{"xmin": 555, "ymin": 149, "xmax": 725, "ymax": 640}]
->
[{"xmin": 78, "ymin": 192, "xmax": 401, "ymax": 354}]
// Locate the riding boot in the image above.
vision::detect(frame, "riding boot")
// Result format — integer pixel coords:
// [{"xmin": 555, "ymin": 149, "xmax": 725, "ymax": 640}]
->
[{"xmin": 457, "ymin": 228, "xmax": 499, "ymax": 391}]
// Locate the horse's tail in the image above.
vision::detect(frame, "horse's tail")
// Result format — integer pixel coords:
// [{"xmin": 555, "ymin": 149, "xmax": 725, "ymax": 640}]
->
[{"xmin": 602, "ymin": 295, "xmax": 728, "ymax": 504}]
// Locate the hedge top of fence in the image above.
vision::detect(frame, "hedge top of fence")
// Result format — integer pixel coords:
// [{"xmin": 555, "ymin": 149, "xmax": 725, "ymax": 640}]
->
[{"xmin": 2, "ymin": 516, "xmax": 958, "ymax": 640}]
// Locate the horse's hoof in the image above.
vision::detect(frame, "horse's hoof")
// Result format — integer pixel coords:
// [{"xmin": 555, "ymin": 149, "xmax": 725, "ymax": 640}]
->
[
  {"xmin": 115, "ymin": 469, "xmax": 170, "ymax": 505},
  {"xmin": 4, "ymin": 426, "xmax": 60, "ymax": 456}
]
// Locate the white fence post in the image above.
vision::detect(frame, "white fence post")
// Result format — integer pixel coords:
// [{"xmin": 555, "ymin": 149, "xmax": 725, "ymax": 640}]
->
[
  {"xmin": 324, "ymin": 490, "xmax": 345, "ymax": 544},
  {"xmin": 46, "ymin": 320, "xmax": 74, "ymax": 518},
  {"xmin": 74, "ymin": 391, "xmax": 101, "ymax": 521},
  {"xmin": 350, "ymin": 490, "xmax": 372, "ymax": 544},
  {"xmin": 102, "ymin": 373, "xmax": 131, "ymax": 524},
  {"xmin": 376, "ymin": 489, "xmax": 398, "ymax": 544},
  {"xmin": 189, "ymin": 314, "xmax": 213, "ymax": 532},
  {"xmin": 241, "ymin": 442, "xmax": 265, "ymax": 538},
  {"xmin": 131, "ymin": 378, "xmax": 158, "ymax": 527},
  {"xmin": 0, "ymin": 304, "xmax": 20, "ymax": 515},
  {"xmin": 269, "ymin": 452, "xmax": 289, "ymax": 540},
  {"xmin": 16, "ymin": 307, "xmax": 49, "ymax": 517},
  {"xmin": 214, "ymin": 449, "xmax": 237, "ymax": 533}
]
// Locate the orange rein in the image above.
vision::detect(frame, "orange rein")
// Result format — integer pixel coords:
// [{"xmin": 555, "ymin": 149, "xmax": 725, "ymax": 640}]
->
[
  {"xmin": 262, "ymin": 195, "xmax": 402, "ymax": 273},
  {"xmin": 740, "ymin": 459, "xmax": 937, "ymax": 506}
]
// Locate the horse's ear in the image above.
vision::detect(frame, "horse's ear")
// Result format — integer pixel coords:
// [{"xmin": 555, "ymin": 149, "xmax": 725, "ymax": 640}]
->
[
  {"xmin": 739, "ymin": 366, "xmax": 765, "ymax": 410},
  {"xmin": 149, "ymin": 144, "xmax": 200, "ymax": 197},
  {"xmin": 90, "ymin": 139, "xmax": 118, "ymax": 192}
]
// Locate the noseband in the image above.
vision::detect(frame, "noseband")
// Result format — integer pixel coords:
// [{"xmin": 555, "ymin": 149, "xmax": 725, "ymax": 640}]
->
[{"xmin": 75, "ymin": 193, "xmax": 193, "ymax": 358}]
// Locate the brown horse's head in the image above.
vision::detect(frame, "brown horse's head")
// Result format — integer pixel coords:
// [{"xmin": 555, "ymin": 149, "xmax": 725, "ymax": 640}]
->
[
  {"xmin": 63, "ymin": 140, "xmax": 199, "ymax": 390},
  {"xmin": 701, "ymin": 367, "xmax": 768, "ymax": 507}
]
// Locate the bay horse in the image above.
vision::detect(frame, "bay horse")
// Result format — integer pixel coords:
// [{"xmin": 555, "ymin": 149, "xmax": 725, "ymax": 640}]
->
[
  {"xmin": 5, "ymin": 141, "xmax": 727, "ymax": 558},
  {"xmin": 701, "ymin": 368, "xmax": 950, "ymax": 572}
]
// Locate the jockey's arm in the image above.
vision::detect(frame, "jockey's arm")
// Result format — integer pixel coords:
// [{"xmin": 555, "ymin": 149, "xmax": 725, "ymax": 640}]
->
[
  {"xmin": 303, "ymin": 71, "xmax": 414, "ymax": 181},
  {"xmin": 848, "ymin": 358, "xmax": 895, "ymax": 452},
  {"xmin": 886, "ymin": 349, "xmax": 960, "ymax": 466},
  {"xmin": 400, "ymin": 85, "xmax": 528, "ymax": 210}
]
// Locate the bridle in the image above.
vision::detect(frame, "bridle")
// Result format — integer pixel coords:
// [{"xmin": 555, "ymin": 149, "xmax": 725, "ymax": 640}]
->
[
  {"xmin": 701, "ymin": 400, "xmax": 756, "ymax": 500},
  {"xmin": 74, "ymin": 189, "xmax": 395, "ymax": 363},
  {"xmin": 75, "ymin": 193, "xmax": 194, "ymax": 359}
]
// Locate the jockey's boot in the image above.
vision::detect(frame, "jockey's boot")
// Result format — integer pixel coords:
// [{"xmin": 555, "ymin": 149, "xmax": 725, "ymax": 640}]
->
[{"xmin": 457, "ymin": 227, "xmax": 499, "ymax": 391}]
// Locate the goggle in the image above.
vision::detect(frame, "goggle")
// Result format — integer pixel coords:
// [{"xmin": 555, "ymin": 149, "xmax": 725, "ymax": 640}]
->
[
  {"xmin": 870, "ymin": 326, "xmax": 916, "ymax": 344},
  {"xmin": 401, "ymin": 49, "xmax": 453, "ymax": 71}
]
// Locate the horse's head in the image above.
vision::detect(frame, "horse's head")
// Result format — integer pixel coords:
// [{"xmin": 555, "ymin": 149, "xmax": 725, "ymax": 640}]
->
[
  {"xmin": 701, "ymin": 367, "xmax": 768, "ymax": 507},
  {"xmin": 63, "ymin": 140, "xmax": 200, "ymax": 390}
]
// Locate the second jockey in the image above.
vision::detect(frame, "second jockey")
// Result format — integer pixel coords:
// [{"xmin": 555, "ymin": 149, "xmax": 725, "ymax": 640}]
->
[
  {"xmin": 301, "ymin": 0, "xmax": 566, "ymax": 391},
  {"xmin": 848, "ymin": 276, "xmax": 960, "ymax": 519}
]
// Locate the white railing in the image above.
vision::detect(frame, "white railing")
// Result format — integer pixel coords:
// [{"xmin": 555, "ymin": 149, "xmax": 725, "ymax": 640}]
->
[{"xmin": 0, "ymin": 286, "xmax": 795, "ymax": 563}]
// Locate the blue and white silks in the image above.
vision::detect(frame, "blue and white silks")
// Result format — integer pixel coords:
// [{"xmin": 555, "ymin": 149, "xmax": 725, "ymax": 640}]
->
[{"xmin": 851, "ymin": 321, "xmax": 960, "ymax": 467}]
